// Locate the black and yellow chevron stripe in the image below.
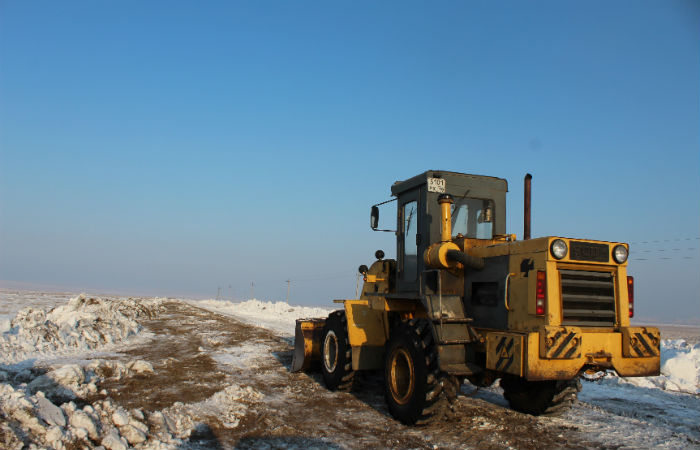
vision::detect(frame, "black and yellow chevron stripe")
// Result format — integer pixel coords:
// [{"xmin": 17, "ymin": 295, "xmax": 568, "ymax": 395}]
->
[
  {"xmin": 494, "ymin": 336, "xmax": 515, "ymax": 371},
  {"xmin": 629, "ymin": 330, "xmax": 660, "ymax": 357},
  {"xmin": 542, "ymin": 328, "xmax": 581, "ymax": 359}
]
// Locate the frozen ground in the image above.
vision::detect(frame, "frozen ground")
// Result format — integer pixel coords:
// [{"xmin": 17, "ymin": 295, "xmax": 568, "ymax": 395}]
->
[{"xmin": 1, "ymin": 291, "xmax": 698, "ymax": 449}]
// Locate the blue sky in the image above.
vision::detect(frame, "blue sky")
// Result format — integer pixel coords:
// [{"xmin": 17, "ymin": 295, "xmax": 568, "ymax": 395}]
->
[{"xmin": 1, "ymin": 1, "xmax": 698, "ymax": 322}]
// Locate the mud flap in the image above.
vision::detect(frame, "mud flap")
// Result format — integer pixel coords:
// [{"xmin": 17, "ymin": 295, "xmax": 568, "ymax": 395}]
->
[{"xmin": 291, "ymin": 318, "xmax": 325, "ymax": 372}]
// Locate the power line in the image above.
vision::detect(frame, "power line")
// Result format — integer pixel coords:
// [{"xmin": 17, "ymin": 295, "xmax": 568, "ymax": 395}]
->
[{"xmin": 629, "ymin": 237, "xmax": 699, "ymax": 245}]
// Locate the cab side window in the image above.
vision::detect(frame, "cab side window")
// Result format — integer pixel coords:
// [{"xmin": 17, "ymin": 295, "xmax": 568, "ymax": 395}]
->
[{"xmin": 402, "ymin": 200, "xmax": 418, "ymax": 281}]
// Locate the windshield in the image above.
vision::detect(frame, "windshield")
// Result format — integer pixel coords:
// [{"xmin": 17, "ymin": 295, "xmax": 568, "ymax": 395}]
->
[{"xmin": 451, "ymin": 198, "xmax": 494, "ymax": 239}]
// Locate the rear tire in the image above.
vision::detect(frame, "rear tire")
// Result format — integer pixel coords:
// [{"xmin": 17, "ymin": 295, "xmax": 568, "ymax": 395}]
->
[
  {"xmin": 500, "ymin": 377, "xmax": 581, "ymax": 415},
  {"xmin": 321, "ymin": 311, "xmax": 355, "ymax": 391},
  {"xmin": 384, "ymin": 318, "xmax": 457, "ymax": 425}
]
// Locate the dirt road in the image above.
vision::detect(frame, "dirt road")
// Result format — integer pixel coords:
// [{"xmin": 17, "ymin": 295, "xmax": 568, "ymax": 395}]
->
[{"xmin": 89, "ymin": 301, "xmax": 608, "ymax": 450}]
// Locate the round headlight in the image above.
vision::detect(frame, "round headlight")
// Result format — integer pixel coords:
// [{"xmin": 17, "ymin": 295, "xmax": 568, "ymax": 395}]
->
[
  {"xmin": 551, "ymin": 239, "xmax": 568, "ymax": 260},
  {"xmin": 613, "ymin": 245, "xmax": 628, "ymax": 264}
]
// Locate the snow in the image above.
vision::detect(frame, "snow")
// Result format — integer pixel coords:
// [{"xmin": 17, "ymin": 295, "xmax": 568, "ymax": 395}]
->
[
  {"xmin": 101, "ymin": 429, "xmax": 128, "ymax": 450},
  {"xmin": 0, "ymin": 293, "xmax": 165, "ymax": 365},
  {"xmin": 211, "ymin": 343, "xmax": 271, "ymax": 369},
  {"xmin": 191, "ymin": 298, "xmax": 334, "ymax": 337},
  {"xmin": 35, "ymin": 394, "xmax": 67, "ymax": 427},
  {"xmin": 162, "ymin": 384, "xmax": 263, "ymax": 431},
  {"xmin": 0, "ymin": 293, "xmax": 275, "ymax": 449},
  {"xmin": 585, "ymin": 339, "xmax": 700, "ymax": 395},
  {"xmin": 1, "ymin": 291, "xmax": 698, "ymax": 449},
  {"xmin": 0, "ymin": 290, "xmax": 76, "ymax": 327},
  {"xmin": 0, "ymin": 358, "xmax": 260, "ymax": 449},
  {"xmin": 576, "ymin": 379, "xmax": 699, "ymax": 445}
]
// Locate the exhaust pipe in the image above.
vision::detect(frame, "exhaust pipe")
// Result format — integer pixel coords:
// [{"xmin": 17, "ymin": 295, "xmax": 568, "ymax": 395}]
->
[
  {"xmin": 524, "ymin": 173, "xmax": 532, "ymax": 240},
  {"xmin": 438, "ymin": 194, "xmax": 454, "ymax": 242},
  {"xmin": 424, "ymin": 193, "xmax": 484, "ymax": 270}
]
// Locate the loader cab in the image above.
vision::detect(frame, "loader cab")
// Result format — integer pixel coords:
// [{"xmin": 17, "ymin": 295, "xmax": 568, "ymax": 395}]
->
[{"xmin": 389, "ymin": 171, "xmax": 508, "ymax": 294}]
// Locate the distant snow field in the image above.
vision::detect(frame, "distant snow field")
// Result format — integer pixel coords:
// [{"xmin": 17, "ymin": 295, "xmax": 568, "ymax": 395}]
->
[
  {"xmin": 0, "ymin": 291, "xmax": 698, "ymax": 449},
  {"xmin": 191, "ymin": 298, "xmax": 333, "ymax": 337}
]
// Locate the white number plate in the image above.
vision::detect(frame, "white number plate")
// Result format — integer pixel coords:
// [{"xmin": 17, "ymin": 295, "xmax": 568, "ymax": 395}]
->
[{"xmin": 427, "ymin": 177, "xmax": 446, "ymax": 193}]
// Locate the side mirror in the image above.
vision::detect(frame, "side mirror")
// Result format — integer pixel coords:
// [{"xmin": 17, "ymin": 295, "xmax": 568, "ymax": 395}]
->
[{"xmin": 370, "ymin": 206, "xmax": 379, "ymax": 230}]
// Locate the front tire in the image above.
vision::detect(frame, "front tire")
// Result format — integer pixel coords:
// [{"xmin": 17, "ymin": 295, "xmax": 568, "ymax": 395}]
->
[
  {"xmin": 384, "ymin": 318, "xmax": 457, "ymax": 425},
  {"xmin": 321, "ymin": 311, "xmax": 354, "ymax": 391},
  {"xmin": 500, "ymin": 377, "xmax": 581, "ymax": 415}
]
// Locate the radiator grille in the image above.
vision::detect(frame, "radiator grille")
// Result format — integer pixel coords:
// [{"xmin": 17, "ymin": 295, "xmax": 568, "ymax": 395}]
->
[{"xmin": 560, "ymin": 270, "xmax": 616, "ymax": 327}]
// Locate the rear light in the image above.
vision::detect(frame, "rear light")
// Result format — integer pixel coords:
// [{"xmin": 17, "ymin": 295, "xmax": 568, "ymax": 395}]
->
[
  {"xmin": 627, "ymin": 276, "xmax": 634, "ymax": 318},
  {"xmin": 536, "ymin": 271, "xmax": 546, "ymax": 315}
]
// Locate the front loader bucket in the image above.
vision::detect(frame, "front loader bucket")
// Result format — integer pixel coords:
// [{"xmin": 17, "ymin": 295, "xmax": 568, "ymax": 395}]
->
[{"xmin": 291, "ymin": 318, "xmax": 326, "ymax": 372}]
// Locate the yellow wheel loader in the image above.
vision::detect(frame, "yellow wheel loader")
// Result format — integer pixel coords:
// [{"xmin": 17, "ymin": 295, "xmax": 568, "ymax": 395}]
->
[{"xmin": 292, "ymin": 170, "xmax": 660, "ymax": 425}]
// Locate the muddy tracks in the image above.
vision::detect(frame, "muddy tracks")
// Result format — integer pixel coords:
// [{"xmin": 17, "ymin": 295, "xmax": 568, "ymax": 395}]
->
[{"xmin": 98, "ymin": 301, "xmax": 597, "ymax": 449}]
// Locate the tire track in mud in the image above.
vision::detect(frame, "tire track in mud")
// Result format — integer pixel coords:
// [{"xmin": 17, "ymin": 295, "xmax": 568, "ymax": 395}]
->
[{"xmin": 95, "ymin": 301, "xmax": 601, "ymax": 450}]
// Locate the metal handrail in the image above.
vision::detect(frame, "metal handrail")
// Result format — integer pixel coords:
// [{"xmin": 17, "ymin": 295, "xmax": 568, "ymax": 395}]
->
[{"xmin": 504, "ymin": 272, "xmax": 515, "ymax": 311}]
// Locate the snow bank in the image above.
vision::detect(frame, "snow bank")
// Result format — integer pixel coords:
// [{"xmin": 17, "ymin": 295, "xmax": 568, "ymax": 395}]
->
[
  {"xmin": 605, "ymin": 339, "xmax": 700, "ymax": 394},
  {"xmin": 0, "ymin": 294, "xmax": 165, "ymax": 365},
  {"xmin": 0, "ymin": 290, "xmax": 75, "ymax": 330},
  {"xmin": 0, "ymin": 355, "xmax": 260, "ymax": 449},
  {"xmin": 4, "ymin": 379, "xmax": 243, "ymax": 450},
  {"xmin": 192, "ymin": 299, "xmax": 333, "ymax": 337},
  {"xmin": 0, "ymin": 381, "xmax": 180, "ymax": 449}
]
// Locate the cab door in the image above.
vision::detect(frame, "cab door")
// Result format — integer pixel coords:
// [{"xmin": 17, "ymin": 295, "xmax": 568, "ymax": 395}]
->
[{"xmin": 397, "ymin": 189, "xmax": 420, "ymax": 293}]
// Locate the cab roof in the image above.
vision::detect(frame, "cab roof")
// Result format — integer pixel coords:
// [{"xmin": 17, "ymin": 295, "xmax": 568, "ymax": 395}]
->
[{"xmin": 391, "ymin": 170, "xmax": 509, "ymax": 196}]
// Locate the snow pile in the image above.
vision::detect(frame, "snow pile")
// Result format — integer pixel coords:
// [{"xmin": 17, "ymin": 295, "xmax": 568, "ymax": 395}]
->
[
  {"xmin": 605, "ymin": 339, "xmax": 700, "ymax": 394},
  {"xmin": 0, "ymin": 382, "xmax": 175, "ymax": 450},
  {"xmin": 192, "ymin": 299, "xmax": 333, "ymax": 337},
  {"xmin": 163, "ymin": 384, "xmax": 263, "ymax": 432},
  {"xmin": 0, "ymin": 294, "xmax": 165, "ymax": 365},
  {"xmin": 0, "ymin": 290, "xmax": 76, "ymax": 332},
  {"xmin": 1, "ymin": 360, "xmax": 154, "ymax": 405},
  {"xmin": 0, "ymin": 359, "xmax": 261, "ymax": 449},
  {"xmin": 27, "ymin": 364, "xmax": 99, "ymax": 403},
  {"xmin": 658, "ymin": 339, "xmax": 700, "ymax": 393}
]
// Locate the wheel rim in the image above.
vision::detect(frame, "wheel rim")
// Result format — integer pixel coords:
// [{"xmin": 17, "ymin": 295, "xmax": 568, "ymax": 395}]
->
[
  {"xmin": 323, "ymin": 330, "xmax": 338, "ymax": 373},
  {"xmin": 389, "ymin": 347, "xmax": 414, "ymax": 405}
]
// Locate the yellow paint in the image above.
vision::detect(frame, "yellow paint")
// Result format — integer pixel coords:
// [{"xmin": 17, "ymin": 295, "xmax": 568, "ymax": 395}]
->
[
  {"xmin": 364, "ymin": 274, "xmax": 386, "ymax": 283},
  {"xmin": 423, "ymin": 241, "xmax": 460, "ymax": 269},
  {"xmin": 486, "ymin": 332, "xmax": 524, "ymax": 376},
  {"xmin": 460, "ymin": 236, "xmax": 633, "ymax": 333},
  {"xmin": 539, "ymin": 325, "xmax": 582, "ymax": 359},
  {"xmin": 291, "ymin": 318, "xmax": 325, "ymax": 372},
  {"xmin": 517, "ymin": 329, "xmax": 660, "ymax": 380},
  {"xmin": 439, "ymin": 196, "xmax": 453, "ymax": 242},
  {"xmin": 622, "ymin": 327, "xmax": 661, "ymax": 357},
  {"xmin": 424, "ymin": 192, "xmax": 465, "ymax": 269},
  {"xmin": 343, "ymin": 300, "xmax": 387, "ymax": 348}
]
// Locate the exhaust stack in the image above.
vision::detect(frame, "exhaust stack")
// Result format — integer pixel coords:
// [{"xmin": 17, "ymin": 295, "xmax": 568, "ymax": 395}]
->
[{"xmin": 524, "ymin": 173, "xmax": 532, "ymax": 240}]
